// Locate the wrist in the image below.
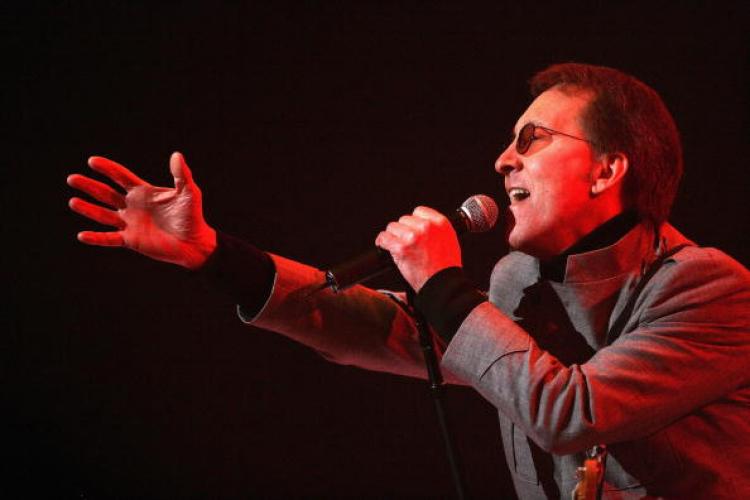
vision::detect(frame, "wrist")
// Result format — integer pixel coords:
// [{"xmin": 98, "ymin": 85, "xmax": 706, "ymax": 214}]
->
[
  {"xmin": 412, "ymin": 264, "xmax": 452, "ymax": 293},
  {"xmin": 183, "ymin": 226, "xmax": 218, "ymax": 270},
  {"xmin": 414, "ymin": 267, "xmax": 486, "ymax": 343}
]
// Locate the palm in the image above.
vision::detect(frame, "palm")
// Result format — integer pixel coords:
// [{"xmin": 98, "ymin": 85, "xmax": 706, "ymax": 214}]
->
[
  {"xmin": 68, "ymin": 153, "xmax": 216, "ymax": 269},
  {"xmin": 119, "ymin": 185, "xmax": 189, "ymax": 255}
]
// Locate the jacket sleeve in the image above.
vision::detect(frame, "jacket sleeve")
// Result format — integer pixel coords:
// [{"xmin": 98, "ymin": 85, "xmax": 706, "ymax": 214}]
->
[
  {"xmin": 441, "ymin": 247, "xmax": 750, "ymax": 454},
  {"xmin": 243, "ymin": 253, "xmax": 462, "ymax": 382}
]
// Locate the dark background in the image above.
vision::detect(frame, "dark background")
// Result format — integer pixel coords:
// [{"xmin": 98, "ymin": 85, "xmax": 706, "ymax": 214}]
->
[{"xmin": 4, "ymin": 2, "xmax": 749, "ymax": 498}]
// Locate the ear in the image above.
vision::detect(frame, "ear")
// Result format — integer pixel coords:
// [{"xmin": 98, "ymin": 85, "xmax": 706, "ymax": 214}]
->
[{"xmin": 591, "ymin": 152, "xmax": 628, "ymax": 195}]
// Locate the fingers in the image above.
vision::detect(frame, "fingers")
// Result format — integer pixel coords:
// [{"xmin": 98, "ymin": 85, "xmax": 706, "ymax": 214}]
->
[
  {"xmin": 375, "ymin": 206, "xmax": 452, "ymax": 250},
  {"xmin": 412, "ymin": 205, "xmax": 449, "ymax": 225},
  {"xmin": 169, "ymin": 151, "xmax": 195, "ymax": 191},
  {"xmin": 375, "ymin": 229, "xmax": 402, "ymax": 253},
  {"xmin": 388, "ymin": 219, "xmax": 421, "ymax": 242},
  {"xmin": 388, "ymin": 207, "xmax": 446, "ymax": 234},
  {"xmin": 76, "ymin": 230, "xmax": 125, "ymax": 247},
  {"xmin": 88, "ymin": 156, "xmax": 147, "ymax": 190},
  {"xmin": 67, "ymin": 174, "xmax": 126, "ymax": 209},
  {"xmin": 376, "ymin": 219, "xmax": 423, "ymax": 251},
  {"xmin": 69, "ymin": 197, "xmax": 126, "ymax": 229}
]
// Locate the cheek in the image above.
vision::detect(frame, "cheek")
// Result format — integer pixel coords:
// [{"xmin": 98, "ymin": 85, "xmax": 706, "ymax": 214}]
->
[
  {"xmin": 533, "ymin": 179, "xmax": 581, "ymax": 214},
  {"xmin": 533, "ymin": 167, "xmax": 592, "ymax": 214}
]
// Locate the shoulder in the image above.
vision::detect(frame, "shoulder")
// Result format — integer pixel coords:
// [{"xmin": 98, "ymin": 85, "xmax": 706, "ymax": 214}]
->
[
  {"xmin": 656, "ymin": 222, "xmax": 749, "ymax": 287},
  {"xmin": 662, "ymin": 241, "xmax": 749, "ymax": 287},
  {"xmin": 640, "ymin": 238, "xmax": 750, "ymax": 326}
]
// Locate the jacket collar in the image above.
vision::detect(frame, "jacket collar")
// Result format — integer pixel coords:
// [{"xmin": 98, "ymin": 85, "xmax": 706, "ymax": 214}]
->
[
  {"xmin": 532, "ymin": 221, "xmax": 692, "ymax": 284},
  {"xmin": 561, "ymin": 222, "xmax": 657, "ymax": 283},
  {"xmin": 540, "ymin": 211, "xmax": 639, "ymax": 281}
]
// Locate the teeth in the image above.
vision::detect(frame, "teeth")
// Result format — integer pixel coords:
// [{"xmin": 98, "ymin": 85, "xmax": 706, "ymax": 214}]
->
[{"xmin": 508, "ymin": 188, "xmax": 530, "ymax": 201}]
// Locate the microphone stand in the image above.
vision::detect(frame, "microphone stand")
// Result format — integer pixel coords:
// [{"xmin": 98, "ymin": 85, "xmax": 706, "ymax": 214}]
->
[{"xmin": 406, "ymin": 288, "xmax": 467, "ymax": 500}]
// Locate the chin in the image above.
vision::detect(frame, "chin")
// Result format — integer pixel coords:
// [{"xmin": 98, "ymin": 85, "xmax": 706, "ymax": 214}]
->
[
  {"xmin": 508, "ymin": 229, "xmax": 554, "ymax": 259},
  {"xmin": 507, "ymin": 232, "xmax": 523, "ymax": 251},
  {"xmin": 508, "ymin": 229, "xmax": 533, "ymax": 254}
]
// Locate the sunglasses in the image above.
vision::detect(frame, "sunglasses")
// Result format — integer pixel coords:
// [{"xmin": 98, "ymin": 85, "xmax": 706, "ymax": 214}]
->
[{"xmin": 513, "ymin": 122, "xmax": 595, "ymax": 154}]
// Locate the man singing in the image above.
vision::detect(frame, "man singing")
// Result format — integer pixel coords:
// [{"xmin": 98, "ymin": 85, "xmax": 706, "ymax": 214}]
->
[{"xmin": 68, "ymin": 63, "xmax": 750, "ymax": 498}]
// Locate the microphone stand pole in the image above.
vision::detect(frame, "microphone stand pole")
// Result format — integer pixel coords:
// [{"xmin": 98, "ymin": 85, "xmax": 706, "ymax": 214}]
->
[{"xmin": 407, "ymin": 289, "xmax": 467, "ymax": 500}]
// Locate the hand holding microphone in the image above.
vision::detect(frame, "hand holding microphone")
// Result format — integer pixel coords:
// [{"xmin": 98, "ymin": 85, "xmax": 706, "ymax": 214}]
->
[
  {"xmin": 376, "ymin": 205, "xmax": 465, "ymax": 293},
  {"xmin": 325, "ymin": 195, "xmax": 498, "ymax": 292}
]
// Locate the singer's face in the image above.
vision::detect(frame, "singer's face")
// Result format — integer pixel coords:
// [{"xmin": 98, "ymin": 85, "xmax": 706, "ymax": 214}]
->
[{"xmin": 495, "ymin": 87, "xmax": 604, "ymax": 259}]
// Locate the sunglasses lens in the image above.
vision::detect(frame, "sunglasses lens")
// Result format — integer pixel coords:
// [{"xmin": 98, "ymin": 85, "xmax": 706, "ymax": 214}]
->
[{"xmin": 516, "ymin": 123, "xmax": 535, "ymax": 154}]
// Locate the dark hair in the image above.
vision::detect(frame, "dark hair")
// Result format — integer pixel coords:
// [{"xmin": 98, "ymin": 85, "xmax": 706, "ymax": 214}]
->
[{"xmin": 530, "ymin": 63, "xmax": 682, "ymax": 225}]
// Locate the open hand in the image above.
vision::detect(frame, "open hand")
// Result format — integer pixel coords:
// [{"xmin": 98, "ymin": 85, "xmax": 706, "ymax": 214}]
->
[{"xmin": 67, "ymin": 152, "xmax": 216, "ymax": 269}]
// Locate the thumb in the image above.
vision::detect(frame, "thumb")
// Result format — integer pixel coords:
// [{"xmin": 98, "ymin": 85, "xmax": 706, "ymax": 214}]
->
[{"xmin": 170, "ymin": 151, "xmax": 195, "ymax": 191}]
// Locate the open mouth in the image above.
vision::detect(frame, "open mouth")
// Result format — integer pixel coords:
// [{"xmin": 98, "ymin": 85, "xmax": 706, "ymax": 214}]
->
[{"xmin": 508, "ymin": 187, "xmax": 530, "ymax": 202}]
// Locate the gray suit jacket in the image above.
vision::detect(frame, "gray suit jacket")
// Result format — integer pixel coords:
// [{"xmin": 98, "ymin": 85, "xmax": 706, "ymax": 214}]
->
[{"xmin": 244, "ymin": 222, "xmax": 750, "ymax": 499}]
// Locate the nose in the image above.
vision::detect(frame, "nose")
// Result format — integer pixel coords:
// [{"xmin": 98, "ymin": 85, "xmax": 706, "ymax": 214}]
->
[{"xmin": 495, "ymin": 142, "xmax": 521, "ymax": 176}]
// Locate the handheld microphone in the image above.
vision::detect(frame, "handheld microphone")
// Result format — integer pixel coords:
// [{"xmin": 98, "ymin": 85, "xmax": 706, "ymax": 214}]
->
[{"xmin": 324, "ymin": 194, "xmax": 499, "ymax": 293}]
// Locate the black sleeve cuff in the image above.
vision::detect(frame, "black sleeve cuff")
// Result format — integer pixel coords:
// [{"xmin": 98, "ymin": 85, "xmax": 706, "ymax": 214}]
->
[
  {"xmin": 195, "ymin": 231, "xmax": 276, "ymax": 317},
  {"xmin": 413, "ymin": 267, "xmax": 487, "ymax": 343}
]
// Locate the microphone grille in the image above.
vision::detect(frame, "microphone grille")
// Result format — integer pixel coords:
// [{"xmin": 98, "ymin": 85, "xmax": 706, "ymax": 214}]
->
[{"xmin": 461, "ymin": 194, "xmax": 499, "ymax": 232}]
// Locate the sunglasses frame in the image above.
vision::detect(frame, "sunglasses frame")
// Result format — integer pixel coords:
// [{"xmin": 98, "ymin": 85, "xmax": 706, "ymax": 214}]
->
[{"xmin": 514, "ymin": 122, "xmax": 596, "ymax": 154}]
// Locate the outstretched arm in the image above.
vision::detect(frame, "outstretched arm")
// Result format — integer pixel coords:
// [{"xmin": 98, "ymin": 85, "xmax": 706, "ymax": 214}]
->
[
  {"xmin": 67, "ymin": 165, "xmax": 454, "ymax": 381},
  {"xmin": 67, "ymin": 152, "xmax": 217, "ymax": 269}
]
